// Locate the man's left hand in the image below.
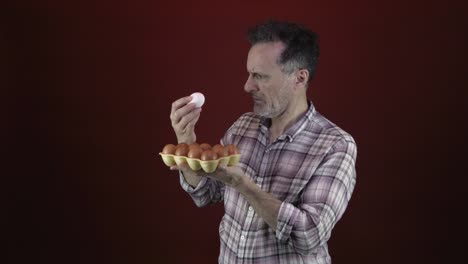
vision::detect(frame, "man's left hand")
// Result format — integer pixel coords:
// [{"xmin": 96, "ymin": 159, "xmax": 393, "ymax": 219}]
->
[{"xmin": 205, "ymin": 164, "xmax": 245, "ymax": 187}]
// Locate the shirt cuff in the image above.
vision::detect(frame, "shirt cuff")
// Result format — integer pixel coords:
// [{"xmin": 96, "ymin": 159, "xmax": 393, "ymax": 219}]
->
[
  {"xmin": 179, "ymin": 171, "xmax": 208, "ymax": 194},
  {"xmin": 276, "ymin": 201, "xmax": 301, "ymax": 242}
]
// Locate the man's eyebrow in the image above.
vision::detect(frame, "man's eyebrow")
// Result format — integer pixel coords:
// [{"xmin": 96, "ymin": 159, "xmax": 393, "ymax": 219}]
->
[{"xmin": 248, "ymin": 70, "xmax": 266, "ymax": 75}]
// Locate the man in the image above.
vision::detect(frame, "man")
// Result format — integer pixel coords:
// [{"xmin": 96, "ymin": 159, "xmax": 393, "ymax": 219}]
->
[{"xmin": 169, "ymin": 20, "xmax": 357, "ymax": 263}]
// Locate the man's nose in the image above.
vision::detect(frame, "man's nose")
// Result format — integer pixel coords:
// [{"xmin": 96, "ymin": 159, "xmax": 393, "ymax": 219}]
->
[{"xmin": 244, "ymin": 75, "xmax": 257, "ymax": 93}]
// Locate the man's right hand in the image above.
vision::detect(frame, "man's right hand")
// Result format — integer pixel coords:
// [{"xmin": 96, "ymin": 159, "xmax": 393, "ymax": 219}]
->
[{"xmin": 170, "ymin": 96, "xmax": 202, "ymax": 144}]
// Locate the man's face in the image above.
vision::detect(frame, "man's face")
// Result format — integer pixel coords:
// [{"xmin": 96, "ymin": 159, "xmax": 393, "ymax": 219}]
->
[{"xmin": 244, "ymin": 42, "xmax": 295, "ymax": 118}]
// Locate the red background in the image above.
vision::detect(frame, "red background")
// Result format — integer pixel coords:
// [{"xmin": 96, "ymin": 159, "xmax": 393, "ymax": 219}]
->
[{"xmin": 4, "ymin": 0, "xmax": 467, "ymax": 263}]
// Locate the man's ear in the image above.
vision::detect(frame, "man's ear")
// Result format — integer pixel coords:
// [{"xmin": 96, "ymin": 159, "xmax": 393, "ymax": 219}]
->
[{"xmin": 295, "ymin": 69, "xmax": 309, "ymax": 88}]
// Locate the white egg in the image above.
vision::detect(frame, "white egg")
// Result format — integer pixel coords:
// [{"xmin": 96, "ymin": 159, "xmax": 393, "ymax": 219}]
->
[{"xmin": 190, "ymin": 92, "xmax": 205, "ymax": 108}]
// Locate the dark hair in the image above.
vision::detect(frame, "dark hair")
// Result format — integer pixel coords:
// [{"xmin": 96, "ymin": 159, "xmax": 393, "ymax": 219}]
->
[{"xmin": 247, "ymin": 19, "xmax": 320, "ymax": 86}]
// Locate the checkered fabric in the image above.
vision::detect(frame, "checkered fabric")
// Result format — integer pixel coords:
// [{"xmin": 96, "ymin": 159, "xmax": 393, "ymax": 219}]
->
[{"xmin": 180, "ymin": 101, "xmax": 357, "ymax": 263}]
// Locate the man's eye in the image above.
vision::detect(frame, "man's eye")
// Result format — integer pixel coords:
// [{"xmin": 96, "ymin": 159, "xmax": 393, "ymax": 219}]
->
[{"xmin": 254, "ymin": 74, "xmax": 262, "ymax": 79}]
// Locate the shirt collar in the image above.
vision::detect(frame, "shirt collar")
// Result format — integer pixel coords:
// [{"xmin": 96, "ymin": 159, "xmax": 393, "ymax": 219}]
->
[{"xmin": 258, "ymin": 100, "xmax": 316, "ymax": 142}]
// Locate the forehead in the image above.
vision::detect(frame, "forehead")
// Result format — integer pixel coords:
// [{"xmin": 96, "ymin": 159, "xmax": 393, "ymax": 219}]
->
[{"xmin": 247, "ymin": 42, "xmax": 285, "ymax": 73}]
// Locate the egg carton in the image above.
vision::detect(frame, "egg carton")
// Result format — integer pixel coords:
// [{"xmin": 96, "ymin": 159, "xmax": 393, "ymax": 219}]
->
[{"xmin": 159, "ymin": 153, "xmax": 241, "ymax": 173}]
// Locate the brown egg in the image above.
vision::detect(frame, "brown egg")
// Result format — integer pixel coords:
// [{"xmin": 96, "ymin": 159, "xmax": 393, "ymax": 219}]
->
[
  {"xmin": 189, "ymin": 143, "xmax": 200, "ymax": 149},
  {"xmin": 187, "ymin": 147, "xmax": 202, "ymax": 159},
  {"xmin": 199, "ymin": 143, "xmax": 212, "ymax": 151},
  {"xmin": 226, "ymin": 144, "xmax": 240, "ymax": 155},
  {"xmin": 175, "ymin": 143, "xmax": 190, "ymax": 157},
  {"xmin": 162, "ymin": 144, "xmax": 176, "ymax": 155},
  {"xmin": 201, "ymin": 150, "xmax": 218, "ymax": 161},
  {"xmin": 177, "ymin": 143, "xmax": 189, "ymax": 149},
  {"xmin": 212, "ymin": 145, "xmax": 228, "ymax": 158}
]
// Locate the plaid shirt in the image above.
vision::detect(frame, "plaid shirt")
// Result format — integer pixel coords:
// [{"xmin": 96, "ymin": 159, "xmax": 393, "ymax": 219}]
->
[{"xmin": 180, "ymin": 101, "xmax": 357, "ymax": 263}]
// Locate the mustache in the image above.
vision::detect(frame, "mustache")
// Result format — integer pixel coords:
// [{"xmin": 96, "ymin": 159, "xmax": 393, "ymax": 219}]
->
[{"xmin": 250, "ymin": 92, "xmax": 262, "ymax": 101}]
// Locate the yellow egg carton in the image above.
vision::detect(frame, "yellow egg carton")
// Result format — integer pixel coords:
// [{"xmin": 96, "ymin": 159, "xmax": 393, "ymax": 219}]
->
[{"xmin": 159, "ymin": 153, "xmax": 241, "ymax": 173}]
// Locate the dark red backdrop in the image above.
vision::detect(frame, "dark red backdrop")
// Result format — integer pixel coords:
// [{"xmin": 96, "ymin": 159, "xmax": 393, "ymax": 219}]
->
[{"xmin": 4, "ymin": 0, "xmax": 467, "ymax": 263}]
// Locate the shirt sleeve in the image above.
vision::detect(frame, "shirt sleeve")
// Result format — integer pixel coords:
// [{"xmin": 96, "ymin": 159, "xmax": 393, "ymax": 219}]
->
[
  {"xmin": 275, "ymin": 138, "xmax": 357, "ymax": 255},
  {"xmin": 179, "ymin": 171, "xmax": 225, "ymax": 207},
  {"xmin": 178, "ymin": 116, "xmax": 241, "ymax": 207}
]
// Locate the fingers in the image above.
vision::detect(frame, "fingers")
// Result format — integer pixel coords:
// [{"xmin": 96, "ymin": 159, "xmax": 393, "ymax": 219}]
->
[
  {"xmin": 184, "ymin": 120, "xmax": 196, "ymax": 135},
  {"xmin": 169, "ymin": 96, "xmax": 202, "ymax": 145},
  {"xmin": 170, "ymin": 163, "xmax": 207, "ymax": 178},
  {"xmin": 178, "ymin": 163, "xmax": 190, "ymax": 170},
  {"xmin": 169, "ymin": 162, "xmax": 190, "ymax": 171},
  {"xmin": 171, "ymin": 97, "xmax": 202, "ymax": 133},
  {"xmin": 171, "ymin": 96, "xmax": 192, "ymax": 116},
  {"xmin": 171, "ymin": 102, "xmax": 201, "ymax": 129},
  {"xmin": 171, "ymin": 96, "xmax": 196, "ymax": 121},
  {"xmin": 177, "ymin": 108, "xmax": 201, "ymax": 132},
  {"xmin": 171, "ymin": 97, "xmax": 190, "ymax": 124}
]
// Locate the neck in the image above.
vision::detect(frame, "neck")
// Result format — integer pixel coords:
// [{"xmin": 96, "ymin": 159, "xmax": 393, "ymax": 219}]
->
[{"xmin": 269, "ymin": 95, "xmax": 308, "ymax": 143}]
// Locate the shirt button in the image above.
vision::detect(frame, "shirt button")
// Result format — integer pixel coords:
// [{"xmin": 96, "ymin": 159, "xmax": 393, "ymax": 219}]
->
[
  {"xmin": 248, "ymin": 206, "xmax": 253, "ymax": 211},
  {"xmin": 240, "ymin": 235, "xmax": 245, "ymax": 240}
]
